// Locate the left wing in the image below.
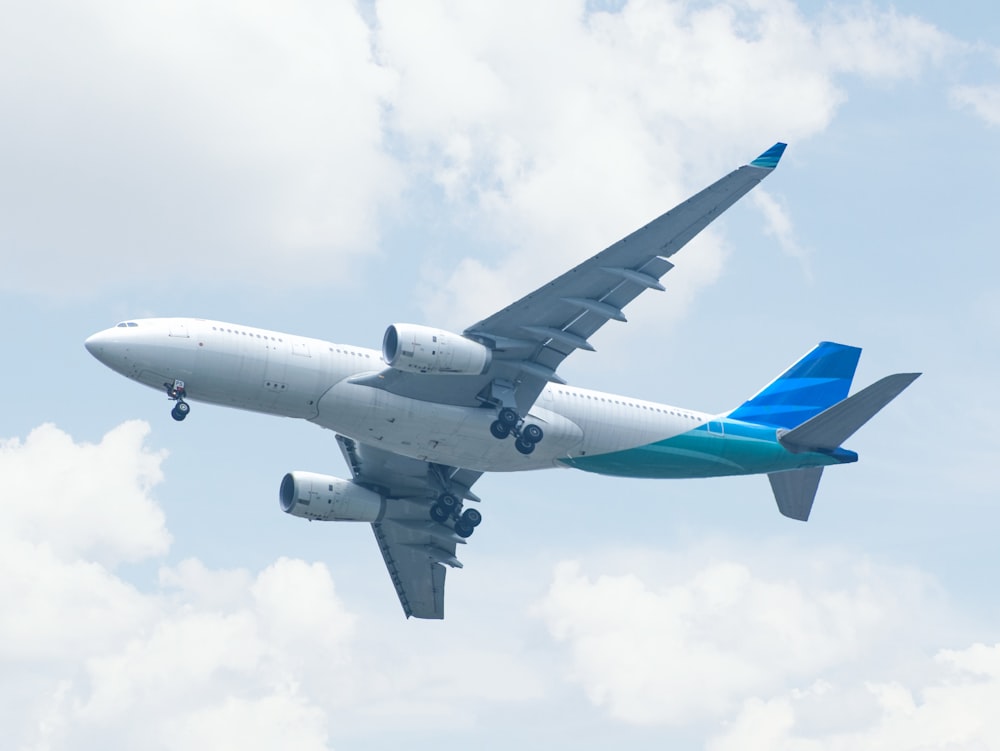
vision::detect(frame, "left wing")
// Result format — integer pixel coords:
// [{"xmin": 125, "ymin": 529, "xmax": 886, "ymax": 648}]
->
[
  {"xmin": 361, "ymin": 143, "xmax": 786, "ymax": 414},
  {"xmin": 336, "ymin": 435, "xmax": 482, "ymax": 619}
]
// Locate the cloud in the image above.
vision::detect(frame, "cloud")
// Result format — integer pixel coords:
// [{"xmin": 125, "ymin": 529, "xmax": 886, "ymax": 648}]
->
[
  {"xmin": 0, "ymin": 422, "xmax": 550, "ymax": 749},
  {"xmin": 375, "ymin": 0, "xmax": 956, "ymax": 329},
  {"xmin": 0, "ymin": 0, "xmax": 957, "ymax": 305},
  {"xmin": 0, "ymin": 422, "xmax": 354, "ymax": 750},
  {"xmin": 707, "ymin": 643, "xmax": 1000, "ymax": 749},
  {"xmin": 952, "ymin": 84, "xmax": 1000, "ymax": 126},
  {"xmin": 536, "ymin": 547, "xmax": 946, "ymax": 726},
  {"xmin": 0, "ymin": 0, "xmax": 400, "ymax": 296},
  {"xmin": 752, "ymin": 188, "xmax": 811, "ymax": 275},
  {"xmin": 0, "ymin": 421, "xmax": 170, "ymax": 565}
]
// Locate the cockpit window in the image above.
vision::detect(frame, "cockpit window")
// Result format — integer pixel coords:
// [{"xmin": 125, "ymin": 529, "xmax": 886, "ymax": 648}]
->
[{"xmin": 115, "ymin": 321, "xmax": 139, "ymax": 328}]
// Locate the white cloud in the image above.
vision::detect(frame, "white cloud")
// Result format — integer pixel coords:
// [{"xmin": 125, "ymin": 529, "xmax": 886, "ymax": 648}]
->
[
  {"xmin": 0, "ymin": 1, "xmax": 956, "ymax": 304},
  {"xmin": 0, "ymin": 0, "xmax": 400, "ymax": 295},
  {"xmin": 375, "ymin": 0, "xmax": 956, "ymax": 329},
  {"xmin": 0, "ymin": 422, "xmax": 550, "ymax": 749},
  {"xmin": 537, "ymin": 549, "xmax": 944, "ymax": 726},
  {"xmin": 0, "ymin": 421, "xmax": 170, "ymax": 565},
  {"xmin": 952, "ymin": 83, "xmax": 1000, "ymax": 126},
  {"xmin": 707, "ymin": 643, "xmax": 1000, "ymax": 749},
  {"xmin": 817, "ymin": 5, "xmax": 955, "ymax": 79},
  {"xmin": 752, "ymin": 188, "xmax": 811, "ymax": 275},
  {"xmin": 0, "ymin": 415, "xmax": 995, "ymax": 749}
]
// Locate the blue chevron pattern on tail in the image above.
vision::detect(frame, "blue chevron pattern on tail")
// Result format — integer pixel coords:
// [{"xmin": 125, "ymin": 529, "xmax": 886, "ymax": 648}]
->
[{"xmin": 727, "ymin": 342, "xmax": 861, "ymax": 429}]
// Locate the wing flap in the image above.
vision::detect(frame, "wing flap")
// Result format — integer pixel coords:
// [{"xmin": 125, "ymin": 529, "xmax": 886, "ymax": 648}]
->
[
  {"xmin": 373, "ymin": 521, "xmax": 448, "ymax": 619},
  {"xmin": 336, "ymin": 435, "xmax": 482, "ymax": 619}
]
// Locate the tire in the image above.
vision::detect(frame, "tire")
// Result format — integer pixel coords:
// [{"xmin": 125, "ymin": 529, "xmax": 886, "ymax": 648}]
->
[
  {"xmin": 490, "ymin": 420, "xmax": 511, "ymax": 439},
  {"xmin": 514, "ymin": 437, "xmax": 535, "ymax": 455},
  {"xmin": 430, "ymin": 503, "xmax": 449, "ymax": 523},
  {"xmin": 498, "ymin": 407, "xmax": 519, "ymax": 427},
  {"xmin": 171, "ymin": 405, "xmax": 187, "ymax": 422},
  {"xmin": 522, "ymin": 423, "xmax": 543, "ymax": 443},
  {"xmin": 454, "ymin": 520, "xmax": 475, "ymax": 539},
  {"xmin": 461, "ymin": 508, "xmax": 483, "ymax": 527},
  {"xmin": 438, "ymin": 493, "xmax": 458, "ymax": 511}
]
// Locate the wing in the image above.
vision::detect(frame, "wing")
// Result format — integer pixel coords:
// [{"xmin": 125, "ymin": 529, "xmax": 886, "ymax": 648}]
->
[
  {"xmin": 362, "ymin": 143, "xmax": 787, "ymax": 413},
  {"xmin": 336, "ymin": 435, "xmax": 482, "ymax": 619}
]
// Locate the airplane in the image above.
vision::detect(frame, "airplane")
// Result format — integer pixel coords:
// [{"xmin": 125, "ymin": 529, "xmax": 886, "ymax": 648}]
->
[{"xmin": 84, "ymin": 142, "xmax": 919, "ymax": 619}]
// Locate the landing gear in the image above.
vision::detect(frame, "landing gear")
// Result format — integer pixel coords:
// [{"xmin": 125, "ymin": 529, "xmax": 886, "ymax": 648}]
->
[
  {"xmin": 428, "ymin": 492, "xmax": 483, "ymax": 538},
  {"xmin": 165, "ymin": 380, "xmax": 190, "ymax": 422},
  {"xmin": 488, "ymin": 406, "xmax": 545, "ymax": 454}
]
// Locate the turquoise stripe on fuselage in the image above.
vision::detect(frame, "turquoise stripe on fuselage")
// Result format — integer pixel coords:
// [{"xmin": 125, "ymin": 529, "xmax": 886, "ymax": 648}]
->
[{"xmin": 560, "ymin": 418, "xmax": 857, "ymax": 479}]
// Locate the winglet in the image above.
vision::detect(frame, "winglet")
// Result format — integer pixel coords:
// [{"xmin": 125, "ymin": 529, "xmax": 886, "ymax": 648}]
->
[{"xmin": 750, "ymin": 142, "xmax": 787, "ymax": 169}]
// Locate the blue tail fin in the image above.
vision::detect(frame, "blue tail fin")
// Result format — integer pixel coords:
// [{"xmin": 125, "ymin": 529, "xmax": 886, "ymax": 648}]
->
[{"xmin": 727, "ymin": 342, "xmax": 861, "ymax": 429}]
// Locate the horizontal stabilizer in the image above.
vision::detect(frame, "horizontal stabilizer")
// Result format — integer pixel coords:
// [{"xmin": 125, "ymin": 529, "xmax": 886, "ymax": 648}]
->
[
  {"xmin": 769, "ymin": 467, "xmax": 823, "ymax": 521},
  {"xmin": 779, "ymin": 373, "xmax": 921, "ymax": 453}
]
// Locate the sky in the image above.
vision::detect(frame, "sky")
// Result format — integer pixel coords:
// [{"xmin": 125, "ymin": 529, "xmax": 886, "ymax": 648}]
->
[{"xmin": 2, "ymin": 0, "xmax": 999, "ymax": 748}]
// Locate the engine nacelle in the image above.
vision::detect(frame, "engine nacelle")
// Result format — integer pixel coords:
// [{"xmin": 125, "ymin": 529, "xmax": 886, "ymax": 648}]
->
[
  {"xmin": 382, "ymin": 323, "xmax": 492, "ymax": 375},
  {"xmin": 279, "ymin": 471, "xmax": 384, "ymax": 522}
]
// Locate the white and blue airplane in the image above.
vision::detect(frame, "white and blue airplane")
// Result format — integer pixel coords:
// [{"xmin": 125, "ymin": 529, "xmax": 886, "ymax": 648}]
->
[{"xmin": 85, "ymin": 143, "xmax": 919, "ymax": 619}]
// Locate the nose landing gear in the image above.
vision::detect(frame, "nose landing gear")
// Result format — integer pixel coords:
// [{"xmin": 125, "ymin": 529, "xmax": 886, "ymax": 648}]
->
[{"xmin": 165, "ymin": 380, "xmax": 190, "ymax": 421}]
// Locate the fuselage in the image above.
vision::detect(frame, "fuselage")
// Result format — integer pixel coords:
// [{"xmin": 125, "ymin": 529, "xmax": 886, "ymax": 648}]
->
[{"xmin": 84, "ymin": 317, "xmax": 853, "ymax": 478}]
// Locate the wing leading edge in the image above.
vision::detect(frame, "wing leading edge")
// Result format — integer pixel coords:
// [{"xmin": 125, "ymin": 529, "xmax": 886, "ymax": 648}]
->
[{"xmin": 363, "ymin": 143, "xmax": 787, "ymax": 413}]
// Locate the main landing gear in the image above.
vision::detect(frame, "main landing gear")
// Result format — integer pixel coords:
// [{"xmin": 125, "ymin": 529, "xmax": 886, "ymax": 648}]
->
[
  {"xmin": 489, "ymin": 407, "xmax": 544, "ymax": 455},
  {"xmin": 165, "ymin": 380, "xmax": 190, "ymax": 421},
  {"xmin": 429, "ymin": 492, "xmax": 483, "ymax": 538}
]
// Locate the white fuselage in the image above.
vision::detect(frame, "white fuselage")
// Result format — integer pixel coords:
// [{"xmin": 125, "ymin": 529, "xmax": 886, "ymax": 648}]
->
[{"xmin": 84, "ymin": 317, "xmax": 713, "ymax": 472}]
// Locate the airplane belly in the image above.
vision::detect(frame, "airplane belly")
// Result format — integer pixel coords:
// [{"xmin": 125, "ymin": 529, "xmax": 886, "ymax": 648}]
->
[{"xmin": 313, "ymin": 382, "xmax": 584, "ymax": 471}]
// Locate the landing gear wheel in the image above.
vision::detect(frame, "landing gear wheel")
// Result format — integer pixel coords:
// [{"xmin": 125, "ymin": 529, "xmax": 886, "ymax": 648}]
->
[
  {"xmin": 430, "ymin": 503, "xmax": 449, "ymax": 523},
  {"xmin": 522, "ymin": 423, "xmax": 544, "ymax": 444},
  {"xmin": 171, "ymin": 402, "xmax": 189, "ymax": 421},
  {"xmin": 460, "ymin": 507, "xmax": 482, "ymax": 527},
  {"xmin": 454, "ymin": 519, "xmax": 475, "ymax": 539},
  {"xmin": 437, "ymin": 493, "xmax": 459, "ymax": 514},
  {"xmin": 498, "ymin": 407, "xmax": 519, "ymax": 427},
  {"xmin": 490, "ymin": 420, "xmax": 511, "ymax": 439},
  {"xmin": 514, "ymin": 436, "xmax": 535, "ymax": 455}
]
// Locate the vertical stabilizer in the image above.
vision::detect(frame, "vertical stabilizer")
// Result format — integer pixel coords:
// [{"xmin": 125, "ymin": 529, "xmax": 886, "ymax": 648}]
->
[
  {"xmin": 769, "ymin": 467, "xmax": 824, "ymax": 521},
  {"xmin": 728, "ymin": 342, "xmax": 861, "ymax": 429}
]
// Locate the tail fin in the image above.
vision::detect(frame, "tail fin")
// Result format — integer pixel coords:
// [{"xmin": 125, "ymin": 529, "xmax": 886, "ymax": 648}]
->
[
  {"xmin": 778, "ymin": 372, "xmax": 921, "ymax": 453},
  {"xmin": 728, "ymin": 342, "xmax": 862, "ymax": 429}
]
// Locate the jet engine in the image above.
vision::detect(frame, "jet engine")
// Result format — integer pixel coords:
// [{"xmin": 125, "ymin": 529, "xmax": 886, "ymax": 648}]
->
[
  {"xmin": 279, "ymin": 471, "xmax": 385, "ymax": 522},
  {"xmin": 382, "ymin": 323, "xmax": 492, "ymax": 375}
]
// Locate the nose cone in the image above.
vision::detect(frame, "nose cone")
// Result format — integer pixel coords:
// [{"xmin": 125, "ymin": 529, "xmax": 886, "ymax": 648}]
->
[{"xmin": 84, "ymin": 328, "xmax": 121, "ymax": 368}]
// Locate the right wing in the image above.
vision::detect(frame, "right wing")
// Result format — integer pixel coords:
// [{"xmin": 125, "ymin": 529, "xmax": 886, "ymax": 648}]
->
[
  {"xmin": 336, "ymin": 435, "xmax": 482, "ymax": 619},
  {"xmin": 358, "ymin": 143, "xmax": 787, "ymax": 414}
]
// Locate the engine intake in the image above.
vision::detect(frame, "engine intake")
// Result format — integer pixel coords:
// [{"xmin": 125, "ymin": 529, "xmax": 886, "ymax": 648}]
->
[
  {"xmin": 279, "ymin": 471, "xmax": 384, "ymax": 522},
  {"xmin": 382, "ymin": 323, "xmax": 492, "ymax": 375}
]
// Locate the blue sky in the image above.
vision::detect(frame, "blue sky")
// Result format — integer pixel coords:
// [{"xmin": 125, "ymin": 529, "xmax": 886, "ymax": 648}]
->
[{"xmin": 2, "ymin": 1, "xmax": 1000, "ymax": 748}]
